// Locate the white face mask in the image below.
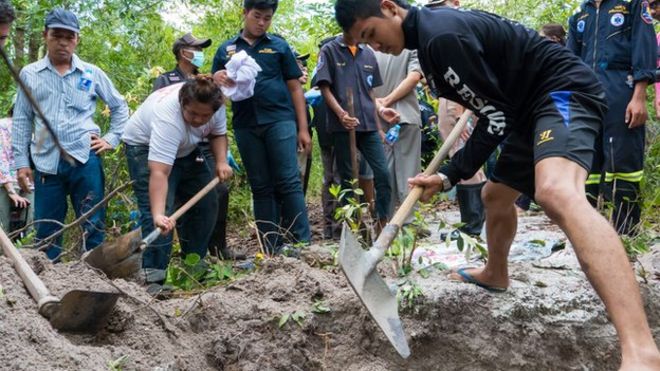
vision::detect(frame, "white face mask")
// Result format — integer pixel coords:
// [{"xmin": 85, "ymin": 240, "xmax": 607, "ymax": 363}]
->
[{"xmin": 184, "ymin": 50, "xmax": 205, "ymax": 68}]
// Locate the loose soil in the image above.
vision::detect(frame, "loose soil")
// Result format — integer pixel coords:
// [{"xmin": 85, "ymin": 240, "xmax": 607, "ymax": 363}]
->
[{"xmin": 0, "ymin": 206, "xmax": 658, "ymax": 371}]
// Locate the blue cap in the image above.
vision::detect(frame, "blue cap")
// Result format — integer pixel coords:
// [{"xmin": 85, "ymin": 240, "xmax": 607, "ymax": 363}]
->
[{"xmin": 45, "ymin": 8, "xmax": 80, "ymax": 33}]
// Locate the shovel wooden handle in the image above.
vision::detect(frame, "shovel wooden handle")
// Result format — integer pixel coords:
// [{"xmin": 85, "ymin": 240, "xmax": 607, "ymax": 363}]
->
[
  {"xmin": 347, "ymin": 88, "xmax": 359, "ymax": 183},
  {"xmin": 142, "ymin": 176, "xmax": 221, "ymax": 247},
  {"xmin": 380, "ymin": 110, "xmax": 472, "ymax": 238},
  {"xmin": 0, "ymin": 228, "xmax": 60, "ymax": 317}
]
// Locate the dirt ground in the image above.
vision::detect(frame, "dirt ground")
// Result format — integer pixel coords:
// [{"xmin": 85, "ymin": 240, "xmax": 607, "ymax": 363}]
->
[{"xmin": 0, "ymin": 207, "xmax": 658, "ymax": 371}]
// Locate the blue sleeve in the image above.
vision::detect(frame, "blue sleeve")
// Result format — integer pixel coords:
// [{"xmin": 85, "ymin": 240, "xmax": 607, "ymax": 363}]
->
[
  {"xmin": 631, "ymin": 0, "xmax": 656, "ymax": 83},
  {"xmin": 281, "ymin": 40, "xmax": 302, "ymax": 81},
  {"xmin": 311, "ymin": 46, "xmax": 333, "ymax": 87},
  {"xmin": 371, "ymin": 54, "xmax": 383, "ymax": 89},
  {"xmin": 94, "ymin": 67, "xmax": 129, "ymax": 148},
  {"xmin": 212, "ymin": 43, "xmax": 229, "ymax": 73},
  {"xmin": 566, "ymin": 14, "xmax": 582, "ymax": 56}
]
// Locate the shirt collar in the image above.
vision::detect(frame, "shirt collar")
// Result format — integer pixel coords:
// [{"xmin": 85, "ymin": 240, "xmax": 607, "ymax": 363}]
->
[
  {"xmin": 403, "ymin": 7, "xmax": 420, "ymax": 51},
  {"xmin": 336, "ymin": 35, "xmax": 364, "ymax": 50},
  {"xmin": 36, "ymin": 53, "xmax": 84, "ymax": 73},
  {"xmin": 232, "ymin": 30, "xmax": 272, "ymax": 45}
]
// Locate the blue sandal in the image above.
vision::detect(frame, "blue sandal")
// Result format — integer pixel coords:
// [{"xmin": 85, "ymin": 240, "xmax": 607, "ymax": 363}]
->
[{"xmin": 455, "ymin": 268, "xmax": 507, "ymax": 293}]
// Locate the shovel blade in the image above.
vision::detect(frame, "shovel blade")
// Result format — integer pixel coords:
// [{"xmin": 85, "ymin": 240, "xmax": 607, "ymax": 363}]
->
[
  {"xmin": 83, "ymin": 229, "xmax": 143, "ymax": 278},
  {"xmin": 339, "ymin": 225, "xmax": 411, "ymax": 358},
  {"xmin": 48, "ymin": 290, "xmax": 120, "ymax": 332}
]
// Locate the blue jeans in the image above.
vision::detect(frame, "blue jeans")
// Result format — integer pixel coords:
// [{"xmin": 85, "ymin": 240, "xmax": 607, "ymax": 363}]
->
[
  {"xmin": 234, "ymin": 121, "xmax": 311, "ymax": 252},
  {"xmin": 333, "ymin": 131, "xmax": 391, "ymax": 219},
  {"xmin": 35, "ymin": 151, "xmax": 105, "ymax": 261},
  {"xmin": 125, "ymin": 145, "xmax": 218, "ymax": 282}
]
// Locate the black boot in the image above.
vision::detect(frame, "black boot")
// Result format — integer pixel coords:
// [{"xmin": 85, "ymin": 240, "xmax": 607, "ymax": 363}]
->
[{"xmin": 456, "ymin": 182, "xmax": 486, "ymax": 237}]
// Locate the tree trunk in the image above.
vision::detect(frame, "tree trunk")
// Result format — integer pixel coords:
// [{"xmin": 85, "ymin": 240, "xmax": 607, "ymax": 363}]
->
[
  {"xmin": 28, "ymin": 31, "xmax": 41, "ymax": 63},
  {"xmin": 13, "ymin": 26, "xmax": 25, "ymax": 68}
]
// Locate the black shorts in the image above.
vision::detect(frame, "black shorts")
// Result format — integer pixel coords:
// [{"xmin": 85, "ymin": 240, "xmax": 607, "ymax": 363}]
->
[{"xmin": 491, "ymin": 91, "xmax": 606, "ymax": 198}]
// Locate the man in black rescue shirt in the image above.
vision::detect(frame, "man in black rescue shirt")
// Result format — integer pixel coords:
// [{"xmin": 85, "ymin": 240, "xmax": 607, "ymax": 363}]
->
[{"xmin": 334, "ymin": 1, "xmax": 660, "ymax": 368}]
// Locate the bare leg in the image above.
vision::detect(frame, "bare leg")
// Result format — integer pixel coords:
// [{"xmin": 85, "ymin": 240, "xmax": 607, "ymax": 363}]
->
[
  {"xmin": 449, "ymin": 180, "xmax": 520, "ymax": 288},
  {"xmin": 534, "ymin": 157, "xmax": 659, "ymax": 370}
]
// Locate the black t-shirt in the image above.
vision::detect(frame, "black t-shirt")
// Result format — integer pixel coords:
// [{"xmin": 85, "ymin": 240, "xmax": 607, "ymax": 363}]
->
[{"xmin": 403, "ymin": 6, "xmax": 603, "ymax": 184}]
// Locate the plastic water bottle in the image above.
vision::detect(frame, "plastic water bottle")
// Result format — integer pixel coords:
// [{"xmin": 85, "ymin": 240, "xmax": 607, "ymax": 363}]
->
[
  {"xmin": 78, "ymin": 68, "xmax": 93, "ymax": 92},
  {"xmin": 385, "ymin": 124, "xmax": 401, "ymax": 145}
]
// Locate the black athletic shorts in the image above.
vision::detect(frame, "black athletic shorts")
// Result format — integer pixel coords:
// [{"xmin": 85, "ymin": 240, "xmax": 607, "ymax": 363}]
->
[{"xmin": 491, "ymin": 91, "xmax": 606, "ymax": 198}]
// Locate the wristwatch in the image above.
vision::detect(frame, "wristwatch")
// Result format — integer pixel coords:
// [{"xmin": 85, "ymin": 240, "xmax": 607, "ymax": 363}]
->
[{"xmin": 436, "ymin": 172, "xmax": 452, "ymax": 192}]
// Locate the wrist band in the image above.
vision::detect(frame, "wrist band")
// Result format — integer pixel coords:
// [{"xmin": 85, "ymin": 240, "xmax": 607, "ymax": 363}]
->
[{"xmin": 436, "ymin": 172, "xmax": 453, "ymax": 192}]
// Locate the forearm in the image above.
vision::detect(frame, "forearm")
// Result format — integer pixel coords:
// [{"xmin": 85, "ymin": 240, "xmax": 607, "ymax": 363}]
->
[
  {"xmin": 381, "ymin": 72, "xmax": 422, "ymax": 107},
  {"xmin": 370, "ymin": 90, "xmax": 384, "ymax": 132},
  {"xmin": 632, "ymin": 81, "xmax": 648, "ymax": 102},
  {"xmin": 210, "ymin": 135, "xmax": 228, "ymax": 164},
  {"xmin": 319, "ymin": 84, "xmax": 345, "ymax": 118},
  {"xmin": 287, "ymin": 80, "xmax": 309, "ymax": 133},
  {"xmin": 103, "ymin": 102, "xmax": 130, "ymax": 148},
  {"xmin": 148, "ymin": 167, "xmax": 170, "ymax": 217}
]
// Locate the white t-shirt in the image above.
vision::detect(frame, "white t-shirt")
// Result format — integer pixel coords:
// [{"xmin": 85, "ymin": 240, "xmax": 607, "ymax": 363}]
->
[{"xmin": 121, "ymin": 83, "xmax": 227, "ymax": 165}]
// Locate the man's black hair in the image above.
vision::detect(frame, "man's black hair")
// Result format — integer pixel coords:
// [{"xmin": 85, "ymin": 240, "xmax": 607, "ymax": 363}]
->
[
  {"xmin": 0, "ymin": 0, "xmax": 16, "ymax": 25},
  {"xmin": 334, "ymin": 0, "xmax": 385, "ymax": 32},
  {"xmin": 244, "ymin": 0, "xmax": 278, "ymax": 14}
]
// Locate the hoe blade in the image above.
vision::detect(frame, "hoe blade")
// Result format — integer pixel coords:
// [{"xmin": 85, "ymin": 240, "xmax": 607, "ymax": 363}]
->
[
  {"xmin": 49, "ymin": 290, "xmax": 120, "ymax": 332},
  {"xmin": 339, "ymin": 225, "xmax": 410, "ymax": 358}
]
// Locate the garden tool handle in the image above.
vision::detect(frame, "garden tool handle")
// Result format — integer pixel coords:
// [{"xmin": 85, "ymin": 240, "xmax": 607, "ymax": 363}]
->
[
  {"xmin": 347, "ymin": 88, "xmax": 359, "ymax": 183},
  {"xmin": 0, "ymin": 228, "xmax": 60, "ymax": 317},
  {"xmin": 141, "ymin": 176, "xmax": 221, "ymax": 248},
  {"xmin": 373, "ymin": 110, "xmax": 472, "ymax": 250}
]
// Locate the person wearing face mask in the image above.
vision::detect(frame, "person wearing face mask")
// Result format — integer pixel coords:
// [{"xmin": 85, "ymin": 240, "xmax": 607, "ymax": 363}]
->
[{"xmin": 152, "ymin": 33, "xmax": 212, "ymax": 92}]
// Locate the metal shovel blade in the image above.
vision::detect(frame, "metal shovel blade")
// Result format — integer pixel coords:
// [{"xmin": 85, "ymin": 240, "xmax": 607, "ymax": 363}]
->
[
  {"xmin": 48, "ymin": 290, "xmax": 120, "ymax": 332},
  {"xmin": 83, "ymin": 228, "xmax": 143, "ymax": 278},
  {"xmin": 339, "ymin": 225, "xmax": 411, "ymax": 358}
]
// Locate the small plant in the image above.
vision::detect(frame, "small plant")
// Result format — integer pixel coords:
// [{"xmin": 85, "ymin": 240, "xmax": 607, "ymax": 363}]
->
[
  {"xmin": 107, "ymin": 355, "xmax": 129, "ymax": 371},
  {"xmin": 165, "ymin": 253, "xmax": 238, "ymax": 291},
  {"xmin": 397, "ymin": 279, "xmax": 424, "ymax": 311},
  {"xmin": 330, "ymin": 182, "xmax": 371, "ymax": 243},
  {"xmin": 311, "ymin": 300, "xmax": 331, "ymax": 314},
  {"xmin": 388, "ymin": 210, "xmax": 432, "ymax": 277},
  {"xmin": 278, "ymin": 310, "xmax": 306, "ymax": 328}
]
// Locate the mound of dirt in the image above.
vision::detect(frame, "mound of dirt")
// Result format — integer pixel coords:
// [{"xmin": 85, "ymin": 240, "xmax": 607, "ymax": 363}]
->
[{"xmin": 0, "ymin": 241, "xmax": 658, "ymax": 370}]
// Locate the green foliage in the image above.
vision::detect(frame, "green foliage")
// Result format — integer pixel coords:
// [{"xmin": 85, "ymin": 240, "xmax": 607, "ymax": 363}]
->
[
  {"xmin": 165, "ymin": 253, "xmax": 237, "ymax": 291},
  {"xmin": 330, "ymin": 181, "xmax": 370, "ymax": 238},
  {"xmin": 397, "ymin": 279, "xmax": 424, "ymax": 311},
  {"xmin": 461, "ymin": 0, "xmax": 582, "ymax": 30},
  {"xmin": 107, "ymin": 355, "xmax": 129, "ymax": 371},
  {"xmin": 311, "ymin": 299, "xmax": 331, "ymax": 314},
  {"xmin": 278, "ymin": 310, "xmax": 306, "ymax": 328}
]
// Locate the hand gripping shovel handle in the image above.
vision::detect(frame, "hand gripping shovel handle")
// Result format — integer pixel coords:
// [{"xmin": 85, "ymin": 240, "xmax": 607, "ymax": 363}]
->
[
  {"xmin": 372, "ymin": 110, "xmax": 473, "ymax": 254},
  {"xmin": 141, "ymin": 176, "xmax": 221, "ymax": 248}
]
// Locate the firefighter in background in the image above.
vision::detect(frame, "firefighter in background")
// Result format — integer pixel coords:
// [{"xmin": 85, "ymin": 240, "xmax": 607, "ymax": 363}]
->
[{"xmin": 568, "ymin": 0, "xmax": 656, "ymax": 235}]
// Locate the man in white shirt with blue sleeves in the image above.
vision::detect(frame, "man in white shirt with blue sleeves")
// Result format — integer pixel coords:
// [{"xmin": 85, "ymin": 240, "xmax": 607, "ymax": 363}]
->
[{"xmin": 12, "ymin": 8, "xmax": 129, "ymax": 261}]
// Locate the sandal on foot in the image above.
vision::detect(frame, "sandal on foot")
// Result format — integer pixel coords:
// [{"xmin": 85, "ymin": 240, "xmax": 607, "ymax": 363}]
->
[{"xmin": 454, "ymin": 268, "xmax": 507, "ymax": 293}]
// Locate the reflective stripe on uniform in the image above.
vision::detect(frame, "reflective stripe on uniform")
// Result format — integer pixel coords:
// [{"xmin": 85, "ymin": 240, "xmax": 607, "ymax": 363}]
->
[
  {"xmin": 604, "ymin": 170, "xmax": 644, "ymax": 183},
  {"xmin": 585, "ymin": 173, "xmax": 601, "ymax": 185}
]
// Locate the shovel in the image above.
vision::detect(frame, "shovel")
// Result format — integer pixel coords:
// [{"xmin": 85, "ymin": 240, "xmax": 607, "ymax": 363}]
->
[
  {"xmin": 84, "ymin": 176, "xmax": 221, "ymax": 278},
  {"xmin": 339, "ymin": 110, "xmax": 472, "ymax": 358},
  {"xmin": 0, "ymin": 228, "xmax": 119, "ymax": 332}
]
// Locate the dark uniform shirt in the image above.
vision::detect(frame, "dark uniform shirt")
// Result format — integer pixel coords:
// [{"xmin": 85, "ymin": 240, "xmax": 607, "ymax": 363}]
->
[
  {"xmin": 212, "ymin": 33, "xmax": 302, "ymax": 127},
  {"xmin": 152, "ymin": 66, "xmax": 189, "ymax": 92},
  {"xmin": 312, "ymin": 36, "xmax": 383, "ymax": 133},
  {"xmin": 567, "ymin": 0, "xmax": 656, "ymax": 83},
  {"xmin": 402, "ymin": 6, "xmax": 603, "ymax": 184}
]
